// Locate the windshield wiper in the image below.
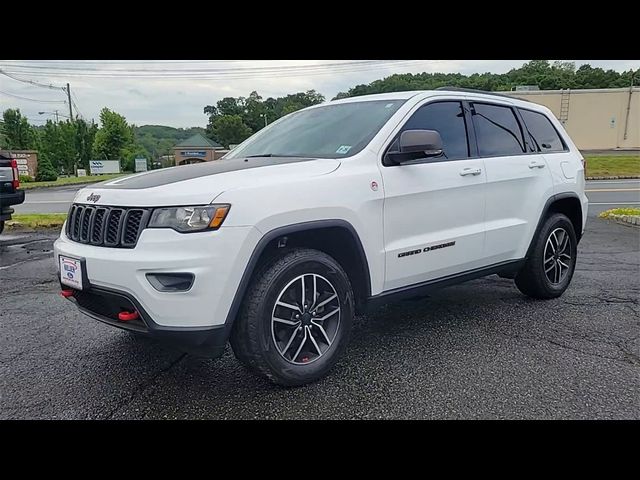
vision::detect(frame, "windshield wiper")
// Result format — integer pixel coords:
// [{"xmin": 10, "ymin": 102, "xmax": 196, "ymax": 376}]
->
[
  {"xmin": 245, "ymin": 153, "xmax": 274, "ymax": 158},
  {"xmin": 244, "ymin": 153, "xmax": 309, "ymax": 158}
]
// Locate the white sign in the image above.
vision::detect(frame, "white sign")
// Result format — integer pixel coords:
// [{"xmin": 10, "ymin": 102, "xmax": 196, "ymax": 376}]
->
[
  {"xmin": 17, "ymin": 165, "xmax": 29, "ymax": 172},
  {"xmin": 16, "ymin": 158, "xmax": 28, "ymax": 165},
  {"xmin": 77, "ymin": 169, "xmax": 87, "ymax": 177},
  {"xmin": 135, "ymin": 158, "xmax": 148, "ymax": 172},
  {"xmin": 89, "ymin": 160, "xmax": 120, "ymax": 174}
]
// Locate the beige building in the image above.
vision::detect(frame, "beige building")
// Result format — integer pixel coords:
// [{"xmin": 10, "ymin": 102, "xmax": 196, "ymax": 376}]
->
[
  {"xmin": 173, "ymin": 133, "xmax": 228, "ymax": 166},
  {"xmin": 503, "ymin": 87, "xmax": 639, "ymax": 151}
]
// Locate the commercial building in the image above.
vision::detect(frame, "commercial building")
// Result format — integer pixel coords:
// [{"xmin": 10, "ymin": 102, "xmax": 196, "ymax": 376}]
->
[
  {"xmin": 173, "ymin": 134, "xmax": 227, "ymax": 166},
  {"xmin": 503, "ymin": 87, "xmax": 639, "ymax": 151},
  {"xmin": 0, "ymin": 149, "xmax": 38, "ymax": 178}
]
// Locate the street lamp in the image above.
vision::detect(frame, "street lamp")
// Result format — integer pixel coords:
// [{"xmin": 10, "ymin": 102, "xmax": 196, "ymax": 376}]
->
[{"xmin": 38, "ymin": 110, "xmax": 70, "ymax": 122}]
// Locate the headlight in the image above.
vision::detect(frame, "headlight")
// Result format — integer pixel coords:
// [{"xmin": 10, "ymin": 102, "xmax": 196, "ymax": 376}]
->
[{"xmin": 148, "ymin": 204, "xmax": 230, "ymax": 233}]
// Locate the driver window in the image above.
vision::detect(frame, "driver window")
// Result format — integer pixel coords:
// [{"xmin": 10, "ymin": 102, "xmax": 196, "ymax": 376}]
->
[{"xmin": 388, "ymin": 101, "xmax": 470, "ymax": 160}]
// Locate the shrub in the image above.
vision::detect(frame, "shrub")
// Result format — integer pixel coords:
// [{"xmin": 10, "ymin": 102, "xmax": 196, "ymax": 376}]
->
[
  {"xmin": 19, "ymin": 175, "xmax": 34, "ymax": 183},
  {"xmin": 35, "ymin": 156, "xmax": 58, "ymax": 182}
]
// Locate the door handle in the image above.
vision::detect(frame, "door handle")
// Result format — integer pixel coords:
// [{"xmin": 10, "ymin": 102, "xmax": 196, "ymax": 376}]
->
[
  {"xmin": 528, "ymin": 161, "xmax": 546, "ymax": 169},
  {"xmin": 460, "ymin": 167, "xmax": 482, "ymax": 176}
]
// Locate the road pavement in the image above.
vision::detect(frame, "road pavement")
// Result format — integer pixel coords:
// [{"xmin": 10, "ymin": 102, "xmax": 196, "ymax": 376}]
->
[
  {"xmin": 0, "ymin": 217, "xmax": 638, "ymax": 419},
  {"xmin": 14, "ymin": 179, "xmax": 640, "ymax": 216}
]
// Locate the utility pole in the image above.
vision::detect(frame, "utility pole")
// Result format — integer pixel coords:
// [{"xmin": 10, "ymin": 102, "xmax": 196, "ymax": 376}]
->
[{"xmin": 66, "ymin": 83, "xmax": 73, "ymax": 120}]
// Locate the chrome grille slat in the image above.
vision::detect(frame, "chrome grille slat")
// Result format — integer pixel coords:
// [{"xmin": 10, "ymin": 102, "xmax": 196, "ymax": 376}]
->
[{"xmin": 66, "ymin": 203, "xmax": 149, "ymax": 248}]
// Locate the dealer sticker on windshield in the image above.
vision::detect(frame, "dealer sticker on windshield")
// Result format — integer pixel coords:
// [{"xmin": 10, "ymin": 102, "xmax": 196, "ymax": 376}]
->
[
  {"xmin": 59, "ymin": 255, "xmax": 83, "ymax": 290},
  {"xmin": 335, "ymin": 145, "xmax": 352, "ymax": 154}
]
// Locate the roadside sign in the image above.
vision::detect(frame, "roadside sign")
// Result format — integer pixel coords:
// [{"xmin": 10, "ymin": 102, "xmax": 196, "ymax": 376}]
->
[
  {"xmin": 135, "ymin": 158, "xmax": 148, "ymax": 172},
  {"xmin": 77, "ymin": 169, "xmax": 87, "ymax": 177},
  {"xmin": 89, "ymin": 160, "xmax": 120, "ymax": 175}
]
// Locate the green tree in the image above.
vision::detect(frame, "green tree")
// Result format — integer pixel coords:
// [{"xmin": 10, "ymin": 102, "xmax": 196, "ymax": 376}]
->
[
  {"xmin": 92, "ymin": 108, "xmax": 134, "ymax": 161},
  {"xmin": 35, "ymin": 153, "xmax": 58, "ymax": 181},
  {"xmin": 74, "ymin": 118, "xmax": 98, "ymax": 171},
  {"xmin": 1, "ymin": 109, "xmax": 37, "ymax": 149},
  {"xmin": 209, "ymin": 115, "xmax": 252, "ymax": 148}
]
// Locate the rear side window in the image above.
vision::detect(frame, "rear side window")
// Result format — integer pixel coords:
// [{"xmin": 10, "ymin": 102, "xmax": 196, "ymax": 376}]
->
[
  {"xmin": 389, "ymin": 101, "xmax": 469, "ymax": 160},
  {"xmin": 519, "ymin": 108, "xmax": 566, "ymax": 152},
  {"xmin": 472, "ymin": 103, "xmax": 525, "ymax": 156}
]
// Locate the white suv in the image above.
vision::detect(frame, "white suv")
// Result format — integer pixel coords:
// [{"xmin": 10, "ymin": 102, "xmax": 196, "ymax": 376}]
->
[{"xmin": 54, "ymin": 88, "xmax": 588, "ymax": 385}]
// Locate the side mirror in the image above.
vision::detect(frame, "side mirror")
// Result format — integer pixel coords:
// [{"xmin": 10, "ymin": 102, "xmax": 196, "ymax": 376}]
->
[{"xmin": 386, "ymin": 129, "xmax": 444, "ymax": 165}]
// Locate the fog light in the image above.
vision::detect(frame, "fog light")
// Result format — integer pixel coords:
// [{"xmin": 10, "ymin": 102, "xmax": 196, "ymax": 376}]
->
[{"xmin": 146, "ymin": 273, "xmax": 195, "ymax": 292}]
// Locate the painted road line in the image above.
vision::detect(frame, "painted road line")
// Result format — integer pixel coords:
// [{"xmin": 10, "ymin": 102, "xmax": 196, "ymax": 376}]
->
[
  {"xmin": 585, "ymin": 188, "xmax": 640, "ymax": 192},
  {"xmin": 589, "ymin": 202, "xmax": 640, "ymax": 205},
  {"xmin": 587, "ymin": 180, "xmax": 640, "ymax": 184}
]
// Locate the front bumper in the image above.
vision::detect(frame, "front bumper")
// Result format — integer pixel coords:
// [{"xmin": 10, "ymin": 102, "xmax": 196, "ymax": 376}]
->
[
  {"xmin": 54, "ymin": 224, "xmax": 260, "ymax": 332},
  {"xmin": 61, "ymin": 283, "xmax": 230, "ymax": 357}
]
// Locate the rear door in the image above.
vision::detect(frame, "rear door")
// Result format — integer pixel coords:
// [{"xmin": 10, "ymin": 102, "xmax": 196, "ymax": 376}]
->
[
  {"xmin": 380, "ymin": 99, "xmax": 487, "ymax": 291},
  {"xmin": 470, "ymin": 101, "xmax": 554, "ymax": 263}
]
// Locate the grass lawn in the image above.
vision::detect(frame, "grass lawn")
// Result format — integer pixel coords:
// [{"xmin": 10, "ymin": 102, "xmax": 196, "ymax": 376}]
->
[
  {"xmin": 598, "ymin": 207, "xmax": 640, "ymax": 219},
  {"xmin": 20, "ymin": 173, "xmax": 127, "ymax": 190},
  {"xmin": 6, "ymin": 213, "xmax": 67, "ymax": 229},
  {"xmin": 584, "ymin": 155, "xmax": 640, "ymax": 177}
]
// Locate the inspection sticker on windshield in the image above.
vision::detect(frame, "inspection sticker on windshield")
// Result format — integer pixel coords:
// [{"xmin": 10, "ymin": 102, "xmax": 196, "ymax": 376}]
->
[
  {"xmin": 336, "ymin": 145, "xmax": 352, "ymax": 154},
  {"xmin": 60, "ymin": 255, "xmax": 83, "ymax": 290}
]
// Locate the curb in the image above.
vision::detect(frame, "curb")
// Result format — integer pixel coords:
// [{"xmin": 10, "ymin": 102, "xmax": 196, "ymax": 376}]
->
[
  {"xmin": 607, "ymin": 214, "xmax": 640, "ymax": 228},
  {"xmin": 21, "ymin": 180, "xmax": 107, "ymax": 191},
  {"xmin": 586, "ymin": 175, "xmax": 640, "ymax": 180}
]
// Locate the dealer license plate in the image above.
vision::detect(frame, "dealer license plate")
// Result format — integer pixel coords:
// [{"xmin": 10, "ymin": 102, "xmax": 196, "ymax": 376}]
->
[{"xmin": 59, "ymin": 255, "xmax": 83, "ymax": 290}]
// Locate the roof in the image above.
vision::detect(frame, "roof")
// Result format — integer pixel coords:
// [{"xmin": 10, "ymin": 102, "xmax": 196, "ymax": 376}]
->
[{"xmin": 175, "ymin": 133, "xmax": 222, "ymax": 149}]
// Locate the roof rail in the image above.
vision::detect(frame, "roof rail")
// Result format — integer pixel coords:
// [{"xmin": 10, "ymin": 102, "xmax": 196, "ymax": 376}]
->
[{"xmin": 435, "ymin": 86, "xmax": 530, "ymax": 102}]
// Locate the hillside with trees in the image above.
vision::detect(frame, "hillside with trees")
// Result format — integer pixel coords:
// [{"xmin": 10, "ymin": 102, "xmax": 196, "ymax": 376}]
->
[{"xmin": 332, "ymin": 60, "xmax": 640, "ymax": 99}]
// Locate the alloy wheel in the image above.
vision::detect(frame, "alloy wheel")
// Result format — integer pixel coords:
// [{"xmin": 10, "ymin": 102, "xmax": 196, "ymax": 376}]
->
[{"xmin": 271, "ymin": 273, "xmax": 341, "ymax": 365}]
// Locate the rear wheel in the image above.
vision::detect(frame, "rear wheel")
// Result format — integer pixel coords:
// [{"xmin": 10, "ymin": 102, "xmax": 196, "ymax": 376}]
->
[
  {"xmin": 515, "ymin": 213, "xmax": 577, "ymax": 299},
  {"xmin": 230, "ymin": 248, "xmax": 354, "ymax": 386},
  {"xmin": 0, "ymin": 220, "xmax": 4, "ymax": 235}
]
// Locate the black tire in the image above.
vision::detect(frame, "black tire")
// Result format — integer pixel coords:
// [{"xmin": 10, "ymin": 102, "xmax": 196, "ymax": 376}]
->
[
  {"xmin": 0, "ymin": 220, "xmax": 4, "ymax": 235},
  {"xmin": 515, "ymin": 213, "xmax": 577, "ymax": 299},
  {"xmin": 230, "ymin": 248, "xmax": 354, "ymax": 386}
]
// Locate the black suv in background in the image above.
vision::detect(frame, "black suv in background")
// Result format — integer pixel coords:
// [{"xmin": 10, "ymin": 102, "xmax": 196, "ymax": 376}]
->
[{"xmin": 0, "ymin": 153, "xmax": 25, "ymax": 234}]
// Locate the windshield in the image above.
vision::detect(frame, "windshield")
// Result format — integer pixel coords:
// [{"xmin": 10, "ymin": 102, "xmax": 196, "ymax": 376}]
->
[{"xmin": 225, "ymin": 99, "xmax": 406, "ymax": 160}]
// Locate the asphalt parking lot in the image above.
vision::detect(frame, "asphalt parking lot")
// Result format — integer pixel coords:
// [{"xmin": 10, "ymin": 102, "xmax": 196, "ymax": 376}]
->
[{"xmin": 0, "ymin": 217, "xmax": 638, "ymax": 419}]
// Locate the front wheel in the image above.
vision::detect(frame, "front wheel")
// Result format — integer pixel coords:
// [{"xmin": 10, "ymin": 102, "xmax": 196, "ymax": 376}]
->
[
  {"xmin": 0, "ymin": 220, "xmax": 4, "ymax": 235},
  {"xmin": 230, "ymin": 248, "xmax": 354, "ymax": 386},
  {"xmin": 515, "ymin": 213, "xmax": 577, "ymax": 299}
]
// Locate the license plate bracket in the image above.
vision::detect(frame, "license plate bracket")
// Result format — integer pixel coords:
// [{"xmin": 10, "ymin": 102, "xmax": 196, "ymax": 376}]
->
[{"xmin": 59, "ymin": 255, "xmax": 88, "ymax": 290}]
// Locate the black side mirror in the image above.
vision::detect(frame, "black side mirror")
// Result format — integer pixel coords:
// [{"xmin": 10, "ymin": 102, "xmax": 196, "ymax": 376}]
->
[{"xmin": 386, "ymin": 129, "xmax": 444, "ymax": 165}]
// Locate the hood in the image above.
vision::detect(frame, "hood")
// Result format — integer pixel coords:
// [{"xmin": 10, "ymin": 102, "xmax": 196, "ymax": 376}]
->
[{"xmin": 74, "ymin": 157, "xmax": 341, "ymax": 207}]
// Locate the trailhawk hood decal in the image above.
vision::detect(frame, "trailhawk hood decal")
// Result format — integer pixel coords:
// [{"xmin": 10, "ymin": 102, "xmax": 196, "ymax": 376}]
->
[{"xmin": 74, "ymin": 157, "xmax": 340, "ymax": 207}]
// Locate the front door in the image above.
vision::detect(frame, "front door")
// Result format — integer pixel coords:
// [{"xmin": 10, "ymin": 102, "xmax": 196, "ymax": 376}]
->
[{"xmin": 380, "ymin": 100, "xmax": 487, "ymax": 292}]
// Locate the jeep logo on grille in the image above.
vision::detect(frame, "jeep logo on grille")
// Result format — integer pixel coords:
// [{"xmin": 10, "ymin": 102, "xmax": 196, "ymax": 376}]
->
[{"xmin": 86, "ymin": 193, "xmax": 101, "ymax": 203}]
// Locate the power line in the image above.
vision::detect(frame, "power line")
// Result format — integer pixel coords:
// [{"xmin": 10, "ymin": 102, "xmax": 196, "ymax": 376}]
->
[
  {"xmin": 0, "ymin": 68, "xmax": 66, "ymax": 90},
  {"xmin": 1, "ymin": 60, "xmax": 400, "ymax": 73},
  {"xmin": 0, "ymin": 60, "xmax": 429, "ymax": 80},
  {"xmin": 0, "ymin": 89, "xmax": 67, "ymax": 103}
]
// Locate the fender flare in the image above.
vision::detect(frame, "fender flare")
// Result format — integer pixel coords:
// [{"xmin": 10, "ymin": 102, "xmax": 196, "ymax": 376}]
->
[
  {"xmin": 224, "ymin": 219, "xmax": 372, "ymax": 326},
  {"xmin": 525, "ymin": 192, "xmax": 582, "ymax": 260}
]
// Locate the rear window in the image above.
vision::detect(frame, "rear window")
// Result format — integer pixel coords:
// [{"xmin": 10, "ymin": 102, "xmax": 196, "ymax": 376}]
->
[
  {"xmin": 519, "ymin": 108, "xmax": 567, "ymax": 153},
  {"xmin": 472, "ymin": 103, "xmax": 526, "ymax": 157}
]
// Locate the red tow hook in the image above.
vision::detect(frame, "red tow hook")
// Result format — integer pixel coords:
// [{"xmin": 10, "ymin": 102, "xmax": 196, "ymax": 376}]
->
[
  {"xmin": 118, "ymin": 310, "xmax": 139, "ymax": 322},
  {"xmin": 60, "ymin": 289, "xmax": 75, "ymax": 298}
]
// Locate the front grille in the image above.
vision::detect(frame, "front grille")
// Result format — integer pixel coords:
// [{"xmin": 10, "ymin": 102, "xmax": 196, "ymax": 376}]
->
[{"xmin": 66, "ymin": 204, "xmax": 150, "ymax": 248}]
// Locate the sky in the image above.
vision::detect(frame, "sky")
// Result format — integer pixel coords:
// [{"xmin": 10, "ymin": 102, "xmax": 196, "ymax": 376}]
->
[{"xmin": 1, "ymin": 60, "xmax": 638, "ymax": 128}]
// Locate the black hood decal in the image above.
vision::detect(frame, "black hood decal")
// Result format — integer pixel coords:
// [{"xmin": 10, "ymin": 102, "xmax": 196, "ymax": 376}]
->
[{"xmin": 97, "ymin": 157, "xmax": 318, "ymax": 190}]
